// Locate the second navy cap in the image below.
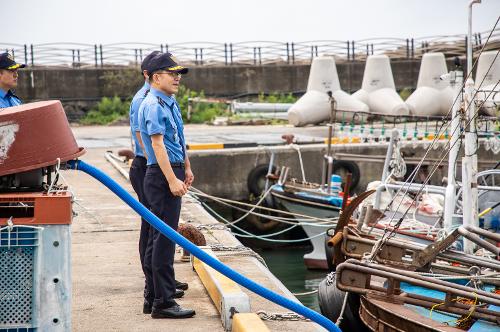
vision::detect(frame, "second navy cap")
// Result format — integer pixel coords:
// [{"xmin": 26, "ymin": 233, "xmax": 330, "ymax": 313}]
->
[
  {"xmin": 148, "ymin": 53, "xmax": 188, "ymax": 75},
  {"xmin": 141, "ymin": 50, "xmax": 161, "ymax": 73}
]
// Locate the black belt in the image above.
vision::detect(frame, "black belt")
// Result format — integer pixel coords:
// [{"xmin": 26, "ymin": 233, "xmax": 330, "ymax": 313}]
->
[{"xmin": 148, "ymin": 162, "xmax": 185, "ymax": 169}]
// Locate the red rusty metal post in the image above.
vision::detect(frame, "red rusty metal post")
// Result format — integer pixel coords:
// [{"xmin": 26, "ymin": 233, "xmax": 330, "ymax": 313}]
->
[{"xmin": 341, "ymin": 172, "xmax": 352, "ymax": 212}]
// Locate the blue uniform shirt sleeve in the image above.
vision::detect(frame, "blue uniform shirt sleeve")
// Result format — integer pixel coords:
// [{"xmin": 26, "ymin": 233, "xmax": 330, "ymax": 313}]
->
[
  {"xmin": 145, "ymin": 103, "xmax": 167, "ymax": 136},
  {"xmin": 129, "ymin": 98, "xmax": 142, "ymax": 132}
]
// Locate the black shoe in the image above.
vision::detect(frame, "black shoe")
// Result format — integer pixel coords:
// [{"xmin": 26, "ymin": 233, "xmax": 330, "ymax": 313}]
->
[
  {"xmin": 175, "ymin": 280, "xmax": 189, "ymax": 291},
  {"xmin": 146, "ymin": 289, "xmax": 182, "ymax": 313},
  {"xmin": 174, "ymin": 289, "xmax": 184, "ymax": 299},
  {"xmin": 143, "ymin": 301, "xmax": 153, "ymax": 314},
  {"xmin": 151, "ymin": 304, "xmax": 196, "ymax": 319}
]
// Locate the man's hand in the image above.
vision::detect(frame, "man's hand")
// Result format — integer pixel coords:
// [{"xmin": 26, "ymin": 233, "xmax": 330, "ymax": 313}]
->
[
  {"xmin": 185, "ymin": 167, "xmax": 194, "ymax": 188},
  {"xmin": 169, "ymin": 178, "xmax": 188, "ymax": 196}
]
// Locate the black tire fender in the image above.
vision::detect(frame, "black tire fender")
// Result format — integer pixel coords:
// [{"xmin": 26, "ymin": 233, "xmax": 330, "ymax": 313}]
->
[
  {"xmin": 333, "ymin": 160, "xmax": 361, "ymax": 191},
  {"xmin": 247, "ymin": 164, "xmax": 277, "ymax": 197},
  {"xmin": 318, "ymin": 275, "xmax": 368, "ymax": 331}
]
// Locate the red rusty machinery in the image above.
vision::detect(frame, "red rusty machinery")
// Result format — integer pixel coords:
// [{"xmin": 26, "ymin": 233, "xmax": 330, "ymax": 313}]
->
[
  {"xmin": 0, "ymin": 100, "xmax": 85, "ymax": 177},
  {"xmin": 0, "ymin": 191, "xmax": 72, "ymax": 226}
]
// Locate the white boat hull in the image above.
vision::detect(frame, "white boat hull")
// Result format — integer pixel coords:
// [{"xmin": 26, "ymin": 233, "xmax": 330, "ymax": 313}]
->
[{"xmin": 271, "ymin": 190, "xmax": 340, "ymax": 269}]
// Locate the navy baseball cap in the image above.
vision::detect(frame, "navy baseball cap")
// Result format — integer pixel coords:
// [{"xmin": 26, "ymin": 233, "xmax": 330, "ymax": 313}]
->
[
  {"xmin": 141, "ymin": 50, "xmax": 161, "ymax": 74},
  {"xmin": 0, "ymin": 52, "xmax": 26, "ymax": 70},
  {"xmin": 148, "ymin": 52, "xmax": 188, "ymax": 75}
]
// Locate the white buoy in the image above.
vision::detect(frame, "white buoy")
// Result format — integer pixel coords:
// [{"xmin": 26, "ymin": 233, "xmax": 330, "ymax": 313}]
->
[
  {"xmin": 406, "ymin": 53, "xmax": 454, "ymax": 116},
  {"xmin": 352, "ymin": 55, "xmax": 409, "ymax": 116},
  {"xmin": 288, "ymin": 56, "xmax": 369, "ymax": 126},
  {"xmin": 475, "ymin": 51, "xmax": 500, "ymax": 116}
]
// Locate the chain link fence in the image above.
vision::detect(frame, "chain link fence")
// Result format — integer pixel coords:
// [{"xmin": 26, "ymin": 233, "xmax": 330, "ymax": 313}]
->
[{"xmin": 2, "ymin": 29, "xmax": 499, "ymax": 68}]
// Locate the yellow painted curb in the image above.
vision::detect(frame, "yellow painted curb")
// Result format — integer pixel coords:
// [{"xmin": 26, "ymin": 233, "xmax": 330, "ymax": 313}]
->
[
  {"xmin": 193, "ymin": 250, "xmax": 242, "ymax": 313},
  {"xmin": 232, "ymin": 313, "xmax": 270, "ymax": 332},
  {"xmin": 192, "ymin": 247, "xmax": 250, "ymax": 330},
  {"xmin": 188, "ymin": 143, "xmax": 224, "ymax": 150}
]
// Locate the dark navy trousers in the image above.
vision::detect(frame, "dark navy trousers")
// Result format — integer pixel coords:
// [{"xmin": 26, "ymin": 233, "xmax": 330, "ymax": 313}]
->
[
  {"xmin": 129, "ymin": 156, "xmax": 152, "ymax": 300},
  {"xmin": 143, "ymin": 165, "xmax": 185, "ymax": 308}
]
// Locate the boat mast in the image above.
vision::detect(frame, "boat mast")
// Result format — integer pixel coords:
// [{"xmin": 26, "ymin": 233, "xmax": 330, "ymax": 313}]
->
[
  {"xmin": 321, "ymin": 91, "xmax": 336, "ymax": 193},
  {"xmin": 462, "ymin": 0, "xmax": 481, "ymax": 253},
  {"xmin": 443, "ymin": 70, "xmax": 463, "ymax": 230}
]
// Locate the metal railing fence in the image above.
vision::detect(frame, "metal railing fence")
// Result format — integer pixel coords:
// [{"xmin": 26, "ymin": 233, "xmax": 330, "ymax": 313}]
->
[{"xmin": 2, "ymin": 29, "xmax": 499, "ymax": 68}]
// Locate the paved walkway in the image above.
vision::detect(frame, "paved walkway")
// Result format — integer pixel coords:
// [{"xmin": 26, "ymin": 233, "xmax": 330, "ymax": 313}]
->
[{"xmin": 68, "ymin": 148, "xmax": 222, "ymax": 332}]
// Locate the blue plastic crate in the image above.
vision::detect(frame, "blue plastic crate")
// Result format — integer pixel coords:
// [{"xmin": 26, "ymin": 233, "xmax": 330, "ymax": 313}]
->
[{"xmin": 0, "ymin": 227, "xmax": 40, "ymax": 331}]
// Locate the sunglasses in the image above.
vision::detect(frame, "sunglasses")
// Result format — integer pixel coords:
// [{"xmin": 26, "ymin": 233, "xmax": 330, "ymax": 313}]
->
[
  {"xmin": 155, "ymin": 71, "xmax": 182, "ymax": 78},
  {"xmin": 1, "ymin": 68, "xmax": 18, "ymax": 75}
]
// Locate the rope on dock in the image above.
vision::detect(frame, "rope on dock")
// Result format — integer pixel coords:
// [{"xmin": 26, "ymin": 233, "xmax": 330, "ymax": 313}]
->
[
  {"xmin": 195, "ymin": 224, "xmax": 230, "ymax": 231},
  {"xmin": 256, "ymin": 310, "xmax": 310, "ymax": 322},
  {"xmin": 292, "ymin": 290, "xmax": 318, "ymax": 296},
  {"xmin": 209, "ymin": 244, "xmax": 269, "ymax": 268}
]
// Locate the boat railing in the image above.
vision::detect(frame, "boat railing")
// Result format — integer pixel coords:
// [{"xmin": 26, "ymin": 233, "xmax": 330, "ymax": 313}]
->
[
  {"xmin": 373, "ymin": 150, "xmax": 500, "ymax": 214},
  {"xmin": 374, "ymin": 180, "xmax": 500, "ymax": 209},
  {"xmin": 339, "ymin": 226, "xmax": 500, "ymax": 274}
]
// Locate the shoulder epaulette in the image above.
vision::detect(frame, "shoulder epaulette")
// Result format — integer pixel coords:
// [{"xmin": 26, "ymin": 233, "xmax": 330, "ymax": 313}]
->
[
  {"xmin": 7, "ymin": 90, "xmax": 20, "ymax": 99},
  {"xmin": 143, "ymin": 89, "xmax": 150, "ymax": 98},
  {"xmin": 157, "ymin": 96, "xmax": 165, "ymax": 107}
]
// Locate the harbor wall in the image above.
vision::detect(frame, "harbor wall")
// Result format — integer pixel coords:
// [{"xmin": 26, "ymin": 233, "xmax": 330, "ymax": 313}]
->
[{"xmin": 15, "ymin": 59, "xmax": 462, "ymax": 121}]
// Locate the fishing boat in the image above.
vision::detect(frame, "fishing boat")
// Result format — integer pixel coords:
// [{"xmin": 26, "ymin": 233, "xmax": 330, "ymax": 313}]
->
[
  {"xmin": 269, "ymin": 125, "xmax": 447, "ymax": 269},
  {"xmin": 269, "ymin": 44, "xmax": 499, "ymax": 269},
  {"xmin": 317, "ymin": 2, "xmax": 500, "ymax": 330}
]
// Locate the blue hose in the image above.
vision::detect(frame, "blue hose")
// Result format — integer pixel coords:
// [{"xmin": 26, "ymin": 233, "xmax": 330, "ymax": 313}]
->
[{"xmin": 68, "ymin": 159, "xmax": 340, "ymax": 332}]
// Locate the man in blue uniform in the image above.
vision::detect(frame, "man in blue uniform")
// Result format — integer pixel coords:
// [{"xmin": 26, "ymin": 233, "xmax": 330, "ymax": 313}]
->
[
  {"xmin": 138, "ymin": 52, "xmax": 195, "ymax": 319},
  {"xmin": 129, "ymin": 50, "xmax": 188, "ymax": 316},
  {"xmin": 0, "ymin": 52, "xmax": 25, "ymax": 109}
]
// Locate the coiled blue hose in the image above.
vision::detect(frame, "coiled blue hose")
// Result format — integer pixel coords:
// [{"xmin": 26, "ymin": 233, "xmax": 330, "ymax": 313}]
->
[{"xmin": 68, "ymin": 159, "xmax": 340, "ymax": 332}]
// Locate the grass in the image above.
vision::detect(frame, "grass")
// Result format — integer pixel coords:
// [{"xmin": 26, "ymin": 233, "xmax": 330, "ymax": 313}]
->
[
  {"xmin": 80, "ymin": 96, "xmax": 131, "ymax": 125},
  {"xmin": 257, "ymin": 92, "xmax": 297, "ymax": 103},
  {"xmin": 177, "ymin": 86, "xmax": 229, "ymax": 123}
]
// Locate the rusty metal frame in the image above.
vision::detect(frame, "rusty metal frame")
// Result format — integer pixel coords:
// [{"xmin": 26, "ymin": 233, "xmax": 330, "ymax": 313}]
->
[
  {"xmin": 360, "ymin": 298, "xmax": 413, "ymax": 332},
  {"xmin": 359, "ymin": 296, "xmax": 456, "ymax": 332},
  {"xmin": 336, "ymin": 259, "xmax": 500, "ymax": 324},
  {"xmin": 416, "ymin": 226, "xmax": 500, "ymax": 268},
  {"xmin": 340, "ymin": 226, "xmax": 500, "ymax": 277},
  {"xmin": 328, "ymin": 190, "xmax": 376, "ymax": 266}
]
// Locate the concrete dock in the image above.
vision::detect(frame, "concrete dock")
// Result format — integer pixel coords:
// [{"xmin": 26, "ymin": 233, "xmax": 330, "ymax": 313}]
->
[{"xmin": 67, "ymin": 145, "xmax": 322, "ymax": 331}]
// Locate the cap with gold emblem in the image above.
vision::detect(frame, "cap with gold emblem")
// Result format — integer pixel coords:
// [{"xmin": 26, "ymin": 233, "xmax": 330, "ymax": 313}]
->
[
  {"xmin": 148, "ymin": 52, "xmax": 188, "ymax": 75},
  {"xmin": 0, "ymin": 52, "xmax": 26, "ymax": 70}
]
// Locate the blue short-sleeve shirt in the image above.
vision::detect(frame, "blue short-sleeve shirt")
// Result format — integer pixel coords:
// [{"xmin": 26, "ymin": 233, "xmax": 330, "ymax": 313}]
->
[
  {"xmin": 129, "ymin": 81, "xmax": 150, "ymax": 157},
  {"xmin": 138, "ymin": 87, "xmax": 186, "ymax": 166},
  {"xmin": 0, "ymin": 88, "xmax": 22, "ymax": 109}
]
